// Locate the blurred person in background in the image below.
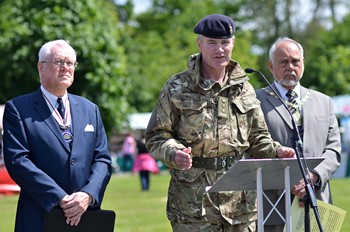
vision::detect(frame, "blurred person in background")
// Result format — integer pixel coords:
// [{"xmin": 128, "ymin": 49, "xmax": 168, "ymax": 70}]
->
[
  {"xmin": 121, "ymin": 132, "xmax": 137, "ymax": 172},
  {"xmin": 132, "ymin": 136, "xmax": 159, "ymax": 191}
]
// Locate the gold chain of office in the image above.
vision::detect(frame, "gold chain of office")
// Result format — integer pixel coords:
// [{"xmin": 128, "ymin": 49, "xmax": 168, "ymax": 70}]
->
[{"xmin": 263, "ymin": 87, "xmax": 313, "ymax": 112}]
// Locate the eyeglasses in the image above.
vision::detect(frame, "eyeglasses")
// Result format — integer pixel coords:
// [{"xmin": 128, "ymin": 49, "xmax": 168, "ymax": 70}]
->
[{"xmin": 40, "ymin": 60, "xmax": 78, "ymax": 68}]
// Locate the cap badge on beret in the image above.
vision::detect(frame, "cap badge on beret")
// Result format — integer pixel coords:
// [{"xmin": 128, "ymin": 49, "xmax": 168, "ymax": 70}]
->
[{"xmin": 193, "ymin": 14, "xmax": 235, "ymax": 39}]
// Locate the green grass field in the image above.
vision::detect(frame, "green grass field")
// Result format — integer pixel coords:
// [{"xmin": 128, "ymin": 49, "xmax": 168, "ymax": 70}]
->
[{"xmin": 0, "ymin": 172, "xmax": 349, "ymax": 231}]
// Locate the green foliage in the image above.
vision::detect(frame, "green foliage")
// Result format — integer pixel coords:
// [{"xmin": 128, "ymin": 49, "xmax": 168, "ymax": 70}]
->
[
  {"xmin": 1, "ymin": 0, "xmax": 349, "ymax": 131},
  {"xmin": 304, "ymin": 13, "xmax": 350, "ymax": 96},
  {"xmin": 0, "ymin": 0, "xmax": 130, "ymax": 134}
]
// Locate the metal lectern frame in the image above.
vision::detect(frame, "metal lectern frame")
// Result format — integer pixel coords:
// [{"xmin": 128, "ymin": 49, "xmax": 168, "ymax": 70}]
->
[{"xmin": 207, "ymin": 158, "xmax": 323, "ymax": 232}]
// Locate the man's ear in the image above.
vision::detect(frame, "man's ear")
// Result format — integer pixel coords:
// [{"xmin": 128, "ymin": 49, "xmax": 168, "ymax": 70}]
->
[
  {"xmin": 37, "ymin": 63, "xmax": 43, "ymax": 72},
  {"xmin": 268, "ymin": 60, "xmax": 274, "ymax": 73},
  {"xmin": 196, "ymin": 37, "xmax": 201, "ymax": 51}
]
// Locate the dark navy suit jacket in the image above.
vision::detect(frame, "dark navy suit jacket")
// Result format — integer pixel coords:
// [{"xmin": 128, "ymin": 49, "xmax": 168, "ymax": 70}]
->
[{"xmin": 3, "ymin": 88, "xmax": 112, "ymax": 232}]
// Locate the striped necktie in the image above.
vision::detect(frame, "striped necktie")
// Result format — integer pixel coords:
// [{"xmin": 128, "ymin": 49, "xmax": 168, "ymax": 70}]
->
[
  {"xmin": 57, "ymin": 97, "xmax": 65, "ymax": 119},
  {"xmin": 286, "ymin": 90, "xmax": 297, "ymax": 113},
  {"xmin": 286, "ymin": 90, "xmax": 303, "ymax": 138}
]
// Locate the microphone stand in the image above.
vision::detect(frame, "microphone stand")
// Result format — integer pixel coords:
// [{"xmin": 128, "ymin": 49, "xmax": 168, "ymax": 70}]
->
[{"xmin": 245, "ymin": 68, "xmax": 323, "ymax": 232}]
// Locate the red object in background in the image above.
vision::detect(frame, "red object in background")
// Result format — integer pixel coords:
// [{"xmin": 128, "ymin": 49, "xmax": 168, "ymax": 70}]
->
[
  {"xmin": 132, "ymin": 153, "xmax": 159, "ymax": 174},
  {"xmin": 0, "ymin": 166, "xmax": 20, "ymax": 195}
]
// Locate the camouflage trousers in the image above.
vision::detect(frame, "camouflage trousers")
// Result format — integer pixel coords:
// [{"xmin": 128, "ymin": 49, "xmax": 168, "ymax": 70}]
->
[{"xmin": 171, "ymin": 220, "xmax": 256, "ymax": 232}]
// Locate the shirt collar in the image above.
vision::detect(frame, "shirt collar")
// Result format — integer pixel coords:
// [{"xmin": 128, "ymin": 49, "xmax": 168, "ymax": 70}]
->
[
  {"xmin": 40, "ymin": 85, "xmax": 68, "ymax": 107},
  {"xmin": 274, "ymin": 81, "xmax": 301, "ymax": 100}
]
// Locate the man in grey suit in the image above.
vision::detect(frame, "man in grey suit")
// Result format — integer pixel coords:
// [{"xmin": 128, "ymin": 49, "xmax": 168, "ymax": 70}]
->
[
  {"xmin": 3, "ymin": 39, "xmax": 112, "ymax": 232},
  {"xmin": 256, "ymin": 37, "xmax": 341, "ymax": 232}
]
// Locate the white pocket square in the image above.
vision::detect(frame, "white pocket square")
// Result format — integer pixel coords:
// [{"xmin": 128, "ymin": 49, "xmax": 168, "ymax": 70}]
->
[{"xmin": 84, "ymin": 124, "xmax": 95, "ymax": 132}]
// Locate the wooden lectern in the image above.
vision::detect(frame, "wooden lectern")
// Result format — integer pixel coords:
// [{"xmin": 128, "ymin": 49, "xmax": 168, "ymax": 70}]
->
[{"xmin": 208, "ymin": 158, "xmax": 323, "ymax": 232}]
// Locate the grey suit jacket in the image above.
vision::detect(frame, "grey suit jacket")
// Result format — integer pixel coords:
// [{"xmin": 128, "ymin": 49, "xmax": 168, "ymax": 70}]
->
[{"xmin": 255, "ymin": 83, "xmax": 341, "ymax": 225}]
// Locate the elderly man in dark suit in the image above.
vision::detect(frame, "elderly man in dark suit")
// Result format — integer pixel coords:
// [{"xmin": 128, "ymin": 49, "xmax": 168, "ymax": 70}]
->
[
  {"xmin": 256, "ymin": 37, "xmax": 341, "ymax": 232},
  {"xmin": 3, "ymin": 39, "xmax": 112, "ymax": 232}
]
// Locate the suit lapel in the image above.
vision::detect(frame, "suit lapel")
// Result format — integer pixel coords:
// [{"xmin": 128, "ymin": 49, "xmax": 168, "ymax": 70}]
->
[
  {"xmin": 300, "ymin": 86, "xmax": 312, "ymax": 139},
  {"xmin": 265, "ymin": 84, "xmax": 294, "ymax": 129},
  {"xmin": 69, "ymin": 95, "xmax": 83, "ymax": 150},
  {"xmin": 32, "ymin": 89, "xmax": 70, "ymax": 152}
]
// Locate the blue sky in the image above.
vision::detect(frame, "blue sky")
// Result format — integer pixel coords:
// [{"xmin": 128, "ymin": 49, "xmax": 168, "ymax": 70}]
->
[
  {"xmin": 115, "ymin": 0, "xmax": 151, "ymax": 14},
  {"xmin": 115, "ymin": 0, "xmax": 348, "ymax": 28}
]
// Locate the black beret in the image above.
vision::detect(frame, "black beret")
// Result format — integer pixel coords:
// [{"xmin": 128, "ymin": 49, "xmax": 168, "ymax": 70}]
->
[{"xmin": 193, "ymin": 14, "xmax": 235, "ymax": 39}]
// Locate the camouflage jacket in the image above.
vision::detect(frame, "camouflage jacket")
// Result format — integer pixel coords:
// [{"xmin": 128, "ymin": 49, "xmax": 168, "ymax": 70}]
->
[{"xmin": 145, "ymin": 54, "xmax": 281, "ymax": 225}]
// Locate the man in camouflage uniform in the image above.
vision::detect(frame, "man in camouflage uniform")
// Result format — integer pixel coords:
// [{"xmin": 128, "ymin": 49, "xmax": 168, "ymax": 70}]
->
[{"xmin": 145, "ymin": 14, "xmax": 295, "ymax": 232}]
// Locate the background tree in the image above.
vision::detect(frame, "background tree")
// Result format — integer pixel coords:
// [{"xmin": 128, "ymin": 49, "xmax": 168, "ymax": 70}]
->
[
  {"xmin": 236, "ymin": 0, "xmax": 350, "ymax": 84},
  {"xmin": 121, "ymin": 0, "xmax": 349, "ymax": 113},
  {"xmin": 1, "ymin": 0, "xmax": 349, "ymax": 132},
  {"xmin": 0, "ymin": 0, "xmax": 130, "ymax": 135},
  {"xmin": 123, "ymin": 0, "xmax": 259, "ymax": 112},
  {"xmin": 303, "ymin": 12, "xmax": 350, "ymax": 96}
]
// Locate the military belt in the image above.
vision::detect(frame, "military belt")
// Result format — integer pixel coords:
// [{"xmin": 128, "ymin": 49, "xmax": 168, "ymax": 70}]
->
[{"xmin": 192, "ymin": 156, "xmax": 237, "ymax": 170}]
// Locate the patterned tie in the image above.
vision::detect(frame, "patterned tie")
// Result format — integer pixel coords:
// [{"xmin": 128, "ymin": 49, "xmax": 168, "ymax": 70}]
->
[
  {"xmin": 57, "ymin": 97, "xmax": 65, "ymax": 119},
  {"xmin": 286, "ymin": 90, "xmax": 297, "ymax": 113},
  {"xmin": 286, "ymin": 90, "xmax": 303, "ymax": 139}
]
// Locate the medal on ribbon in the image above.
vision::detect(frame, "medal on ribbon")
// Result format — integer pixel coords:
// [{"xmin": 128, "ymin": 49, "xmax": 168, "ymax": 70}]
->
[{"xmin": 62, "ymin": 126, "xmax": 73, "ymax": 143}]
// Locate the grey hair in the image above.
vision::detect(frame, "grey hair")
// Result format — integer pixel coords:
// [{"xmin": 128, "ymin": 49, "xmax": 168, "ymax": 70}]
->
[
  {"xmin": 38, "ymin": 39, "xmax": 76, "ymax": 62},
  {"xmin": 269, "ymin": 37, "xmax": 304, "ymax": 64}
]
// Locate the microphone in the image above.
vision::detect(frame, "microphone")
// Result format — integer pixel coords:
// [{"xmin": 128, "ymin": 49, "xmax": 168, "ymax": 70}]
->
[
  {"xmin": 245, "ymin": 67, "xmax": 302, "ymax": 145},
  {"xmin": 244, "ymin": 67, "xmax": 256, "ymax": 74},
  {"xmin": 244, "ymin": 68, "xmax": 286, "ymax": 108}
]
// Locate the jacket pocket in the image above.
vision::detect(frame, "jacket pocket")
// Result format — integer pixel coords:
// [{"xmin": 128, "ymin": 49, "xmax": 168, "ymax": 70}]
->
[
  {"xmin": 231, "ymin": 95, "xmax": 260, "ymax": 141},
  {"xmin": 168, "ymin": 168, "xmax": 206, "ymax": 221},
  {"xmin": 171, "ymin": 93, "xmax": 207, "ymax": 143}
]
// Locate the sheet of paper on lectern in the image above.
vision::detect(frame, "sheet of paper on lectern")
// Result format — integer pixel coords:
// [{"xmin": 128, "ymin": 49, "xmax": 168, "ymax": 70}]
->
[{"xmin": 283, "ymin": 198, "xmax": 346, "ymax": 232}]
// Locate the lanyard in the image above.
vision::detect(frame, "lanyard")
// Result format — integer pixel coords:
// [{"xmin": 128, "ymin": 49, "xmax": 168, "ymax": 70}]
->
[
  {"xmin": 42, "ymin": 94, "xmax": 73, "ymax": 143},
  {"xmin": 42, "ymin": 93, "xmax": 70, "ymax": 128}
]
